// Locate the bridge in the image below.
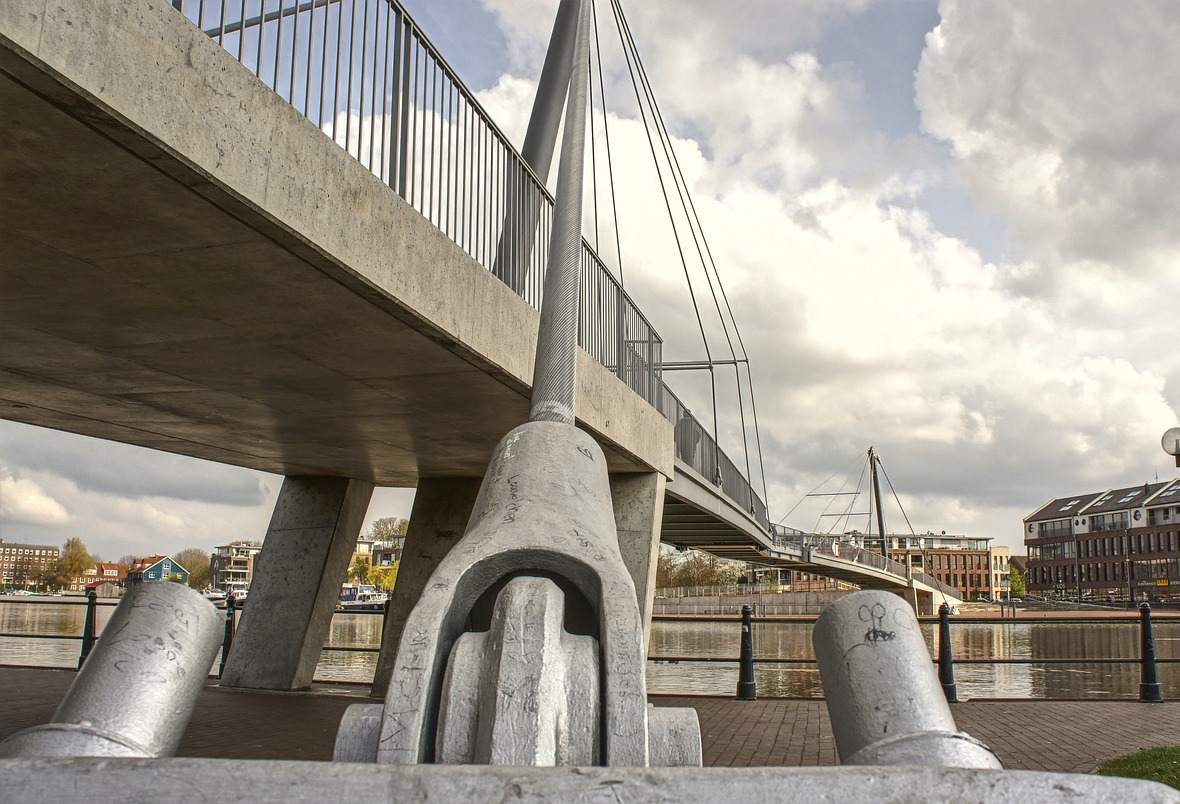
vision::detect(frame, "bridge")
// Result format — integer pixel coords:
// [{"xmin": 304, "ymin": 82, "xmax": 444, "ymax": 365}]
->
[{"xmin": 0, "ymin": 0, "xmax": 956, "ymax": 693}]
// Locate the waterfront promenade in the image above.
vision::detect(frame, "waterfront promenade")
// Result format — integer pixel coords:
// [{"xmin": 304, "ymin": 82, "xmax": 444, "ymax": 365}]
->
[{"xmin": 4, "ymin": 667, "xmax": 1180, "ymax": 773}]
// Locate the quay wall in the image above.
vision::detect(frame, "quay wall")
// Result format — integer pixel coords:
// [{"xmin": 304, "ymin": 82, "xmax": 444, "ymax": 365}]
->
[{"xmin": 652, "ymin": 590, "xmax": 851, "ymax": 616}]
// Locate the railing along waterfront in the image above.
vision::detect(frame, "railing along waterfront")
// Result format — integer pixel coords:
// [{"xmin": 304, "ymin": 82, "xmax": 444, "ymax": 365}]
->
[
  {"xmin": 168, "ymin": 0, "xmax": 774, "ymax": 533},
  {"xmin": 5, "ymin": 597, "xmax": 1177, "ymax": 698}
]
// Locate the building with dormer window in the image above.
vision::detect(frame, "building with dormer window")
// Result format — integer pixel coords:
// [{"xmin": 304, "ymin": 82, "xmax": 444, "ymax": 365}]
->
[{"xmin": 1024, "ymin": 479, "xmax": 1180, "ymax": 601}]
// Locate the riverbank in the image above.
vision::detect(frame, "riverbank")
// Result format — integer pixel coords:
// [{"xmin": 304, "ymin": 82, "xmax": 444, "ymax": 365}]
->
[{"xmin": 3, "ymin": 666, "xmax": 1179, "ymax": 772}]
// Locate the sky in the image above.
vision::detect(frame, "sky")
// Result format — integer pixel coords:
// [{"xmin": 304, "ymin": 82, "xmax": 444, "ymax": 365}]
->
[{"xmin": 3, "ymin": 0, "xmax": 1180, "ymax": 561}]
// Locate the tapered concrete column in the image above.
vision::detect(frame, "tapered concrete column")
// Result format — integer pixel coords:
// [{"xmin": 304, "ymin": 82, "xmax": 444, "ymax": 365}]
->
[
  {"xmin": 610, "ymin": 471, "xmax": 666, "ymax": 649},
  {"xmin": 221, "ymin": 476, "xmax": 373, "ymax": 691},
  {"xmin": 370, "ymin": 477, "xmax": 483, "ymax": 698}
]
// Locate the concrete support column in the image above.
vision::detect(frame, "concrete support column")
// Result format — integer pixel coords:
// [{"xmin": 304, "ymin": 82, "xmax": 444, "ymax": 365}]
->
[
  {"xmin": 610, "ymin": 471, "xmax": 666, "ymax": 650},
  {"xmin": 370, "ymin": 477, "xmax": 483, "ymax": 698},
  {"xmin": 220, "ymin": 476, "xmax": 373, "ymax": 691}
]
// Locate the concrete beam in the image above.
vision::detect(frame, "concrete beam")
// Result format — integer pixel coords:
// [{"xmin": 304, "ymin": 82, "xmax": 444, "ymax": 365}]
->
[{"xmin": 221, "ymin": 476, "xmax": 373, "ymax": 691}]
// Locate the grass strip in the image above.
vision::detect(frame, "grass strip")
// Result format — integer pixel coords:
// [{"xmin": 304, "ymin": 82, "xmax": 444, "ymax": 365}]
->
[{"xmin": 1096, "ymin": 746, "xmax": 1180, "ymax": 790}]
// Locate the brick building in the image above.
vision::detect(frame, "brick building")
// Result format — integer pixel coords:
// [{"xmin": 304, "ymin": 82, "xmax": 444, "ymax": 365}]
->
[{"xmin": 1024, "ymin": 479, "xmax": 1180, "ymax": 601}]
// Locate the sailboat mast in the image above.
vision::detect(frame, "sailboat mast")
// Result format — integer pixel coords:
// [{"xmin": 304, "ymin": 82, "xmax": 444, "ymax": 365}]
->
[{"xmin": 870, "ymin": 447, "xmax": 888, "ymax": 558}]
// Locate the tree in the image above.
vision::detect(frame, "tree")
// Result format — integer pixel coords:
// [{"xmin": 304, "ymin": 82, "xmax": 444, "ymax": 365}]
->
[
  {"xmin": 173, "ymin": 548, "xmax": 212, "ymax": 590},
  {"xmin": 367, "ymin": 517, "xmax": 409, "ymax": 542},
  {"xmin": 1009, "ymin": 565, "xmax": 1027, "ymax": 597},
  {"xmin": 369, "ymin": 561, "xmax": 399, "ymax": 591},
  {"xmin": 654, "ymin": 548, "xmax": 744, "ymax": 589},
  {"xmin": 59, "ymin": 537, "xmax": 92, "ymax": 586},
  {"xmin": 348, "ymin": 555, "xmax": 371, "ymax": 584}
]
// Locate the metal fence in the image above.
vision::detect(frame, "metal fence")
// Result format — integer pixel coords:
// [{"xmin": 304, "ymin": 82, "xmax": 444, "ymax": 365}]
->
[
  {"xmin": 168, "ymin": 0, "xmax": 784, "ymax": 538},
  {"xmin": 170, "ymin": 0, "xmax": 662, "ymax": 405},
  {"xmin": 660, "ymin": 386, "xmax": 769, "ymax": 529}
]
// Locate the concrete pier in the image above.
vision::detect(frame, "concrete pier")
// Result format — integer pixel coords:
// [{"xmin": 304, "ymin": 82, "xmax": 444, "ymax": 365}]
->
[{"xmin": 220, "ymin": 476, "xmax": 373, "ymax": 691}]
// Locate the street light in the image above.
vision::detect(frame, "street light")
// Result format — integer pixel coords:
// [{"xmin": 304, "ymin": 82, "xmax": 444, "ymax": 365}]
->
[{"xmin": 1164, "ymin": 427, "xmax": 1180, "ymax": 468}]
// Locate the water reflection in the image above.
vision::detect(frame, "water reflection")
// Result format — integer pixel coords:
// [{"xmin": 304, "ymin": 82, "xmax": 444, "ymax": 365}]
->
[
  {"xmin": 314, "ymin": 612, "xmax": 384, "ymax": 683},
  {"xmin": 646, "ymin": 619, "xmax": 1180, "ymax": 699}
]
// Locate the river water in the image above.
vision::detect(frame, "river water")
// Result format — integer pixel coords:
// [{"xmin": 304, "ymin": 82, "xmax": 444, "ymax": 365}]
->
[{"xmin": 4, "ymin": 601, "xmax": 1177, "ymax": 699}]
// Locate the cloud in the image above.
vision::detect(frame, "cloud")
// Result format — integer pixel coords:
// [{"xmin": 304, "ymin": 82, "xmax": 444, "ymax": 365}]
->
[
  {"xmin": 916, "ymin": 0, "xmax": 1180, "ymax": 277},
  {"xmin": 1, "ymin": 421, "xmax": 267, "ymax": 506},
  {"xmin": 0, "ymin": 470, "xmax": 70, "ymax": 526}
]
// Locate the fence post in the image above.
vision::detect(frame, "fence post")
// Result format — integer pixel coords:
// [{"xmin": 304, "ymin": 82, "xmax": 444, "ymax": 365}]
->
[
  {"xmin": 1139, "ymin": 602, "xmax": 1164, "ymax": 703},
  {"xmin": 736, "ymin": 604, "xmax": 756, "ymax": 701},
  {"xmin": 76, "ymin": 588, "xmax": 98, "ymax": 670},
  {"xmin": 938, "ymin": 602, "xmax": 958, "ymax": 703},
  {"xmin": 218, "ymin": 595, "xmax": 237, "ymax": 679}
]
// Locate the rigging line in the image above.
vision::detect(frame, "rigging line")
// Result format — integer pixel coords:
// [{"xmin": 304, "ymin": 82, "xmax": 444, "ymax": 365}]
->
[
  {"xmin": 877, "ymin": 458, "xmax": 919, "ymax": 537},
  {"xmin": 615, "ymin": 13, "xmax": 744, "ymax": 368},
  {"xmin": 591, "ymin": 0, "xmax": 626, "ymax": 287},
  {"xmin": 816, "ymin": 456, "xmax": 869, "ymax": 536},
  {"xmin": 743, "ymin": 361, "xmax": 771, "ymax": 511},
  {"xmin": 610, "ymin": 0, "xmax": 723, "ymax": 465},
  {"xmin": 607, "ymin": 0, "xmax": 713, "ymax": 368},
  {"xmin": 587, "ymin": 28, "xmax": 599, "ymax": 254},
  {"xmin": 611, "ymin": 4, "xmax": 761, "ymax": 492},
  {"xmin": 777, "ymin": 451, "xmax": 864, "ymax": 524}
]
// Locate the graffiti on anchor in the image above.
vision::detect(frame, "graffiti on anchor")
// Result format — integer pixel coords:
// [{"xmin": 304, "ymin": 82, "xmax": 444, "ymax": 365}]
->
[{"xmin": 859, "ymin": 601, "xmax": 895, "ymax": 644}]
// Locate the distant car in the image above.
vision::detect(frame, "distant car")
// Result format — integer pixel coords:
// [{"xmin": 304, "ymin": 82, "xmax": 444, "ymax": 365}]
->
[{"xmin": 1009, "ymin": 597, "xmax": 1023, "ymax": 604}]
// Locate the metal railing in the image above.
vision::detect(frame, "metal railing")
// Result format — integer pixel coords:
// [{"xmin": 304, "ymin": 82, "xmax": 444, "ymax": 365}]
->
[
  {"xmin": 165, "ymin": 0, "xmax": 786, "ymax": 538},
  {"xmin": 171, "ymin": 0, "xmax": 664, "ymax": 405},
  {"xmin": 661, "ymin": 385, "xmax": 769, "ymax": 528},
  {"xmin": 769, "ymin": 530, "xmax": 961, "ymax": 598}
]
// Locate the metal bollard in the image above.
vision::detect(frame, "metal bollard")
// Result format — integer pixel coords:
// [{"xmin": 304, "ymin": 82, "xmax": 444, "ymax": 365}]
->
[
  {"xmin": 0, "ymin": 582, "xmax": 223, "ymax": 758},
  {"xmin": 813, "ymin": 591, "xmax": 1001, "ymax": 768},
  {"xmin": 77, "ymin": 588, "xmax": 98, "ymax": 669},
  {"xmin": 1140, "ymin": 602, "xmax": 1164, "ymax": 703},
  {"xmin": 218, "ymin": 595, "xmax": 237, "ymax": 679},
  {"xmin": 938, "ymin": 603, "xmax": 958, "ymax": 703},
  {"xmin": 736, "ymin": 604, "xmax": 756, "ymax": 701}
]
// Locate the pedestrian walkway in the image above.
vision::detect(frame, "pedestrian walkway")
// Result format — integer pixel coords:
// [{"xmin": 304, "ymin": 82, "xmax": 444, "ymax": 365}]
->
[{"xmin": 3, "ymin": 667, "xmax": 1180, "ymax": 772}]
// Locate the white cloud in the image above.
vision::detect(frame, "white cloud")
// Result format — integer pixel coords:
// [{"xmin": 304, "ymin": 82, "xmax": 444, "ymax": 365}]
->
[
  {"xmin": 0, "ymin": 470, "xmax": 70, "ymax": 526},
  {"xmin": 916, "ymin": 0, "xmax": 1180, "ymax": 276}
]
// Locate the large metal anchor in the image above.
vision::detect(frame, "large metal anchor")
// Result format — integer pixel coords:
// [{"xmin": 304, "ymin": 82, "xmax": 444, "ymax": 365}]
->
[{"xmin": 335, "ymin": 421, "xmax": 700, "ymax": 766}]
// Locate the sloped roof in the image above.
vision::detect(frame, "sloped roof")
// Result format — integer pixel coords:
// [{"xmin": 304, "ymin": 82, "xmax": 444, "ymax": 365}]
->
[
  {"xmin": 129, "ymin": 555, "xmax": 187, "ymax": 574},
  {"xmin": 1026, "ymin": 480, "xmax": 1180, "ymax": 523},
  {"xmin": 1081, "ymin": 482, "xmax": 1172, "ymax": 516},
  {"xmin": 1025, "ymin": 492, "xmax": 1104, "ymax": 523}
]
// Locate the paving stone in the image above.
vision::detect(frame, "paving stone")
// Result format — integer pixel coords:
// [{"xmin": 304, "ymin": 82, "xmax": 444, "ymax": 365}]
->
[{"xmin": 4, "ymin": 668, "xmax": 1180, "ymax": 772}]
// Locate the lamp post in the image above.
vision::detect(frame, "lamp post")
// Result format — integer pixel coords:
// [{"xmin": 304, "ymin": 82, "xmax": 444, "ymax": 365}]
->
[{"xmin": 1163, "ymin": 427, "xmax": 1180, "ymax": 468}]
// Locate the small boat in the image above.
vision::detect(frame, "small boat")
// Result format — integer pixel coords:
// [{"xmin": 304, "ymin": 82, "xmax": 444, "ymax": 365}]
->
[{"xmin": 339, "ymin": 586, "xmax": 388, "ymax": 611}]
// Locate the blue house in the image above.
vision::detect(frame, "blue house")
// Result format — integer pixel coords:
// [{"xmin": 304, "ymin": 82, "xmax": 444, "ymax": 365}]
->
[{"xmin": 125, "ymin": 555, "xmax": 189, "ymax": 585}]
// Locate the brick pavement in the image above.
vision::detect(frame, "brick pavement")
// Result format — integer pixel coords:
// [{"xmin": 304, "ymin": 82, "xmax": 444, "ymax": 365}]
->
[{"xmin": 5, "ymin": 667, "xmax": 1180, "ymax": 772}]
